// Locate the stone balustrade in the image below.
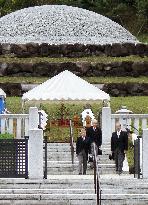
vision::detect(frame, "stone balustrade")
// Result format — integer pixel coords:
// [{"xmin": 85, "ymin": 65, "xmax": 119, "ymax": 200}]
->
[
  {"xmin": 102, "ymin": 107, "xmax": 148, "ymax": 144},
  {"xmin": 111, "ymin": 114, "xmax": 148, "ymax": 135},
  {"xmin": 0, "ymin": 114, "xmax": 29, "ymax": 138}
]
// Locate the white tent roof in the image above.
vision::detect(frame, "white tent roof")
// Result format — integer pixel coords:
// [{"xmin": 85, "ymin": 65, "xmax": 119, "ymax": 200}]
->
[
  {"xmin": 22, "ymin": 70, "xmax": 110, "ymax": 101},
  {"xmin": 0, "ymin": 88, "xmax": 6, "ymax": 98}
]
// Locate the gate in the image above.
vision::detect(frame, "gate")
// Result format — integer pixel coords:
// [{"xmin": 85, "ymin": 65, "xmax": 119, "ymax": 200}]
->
[
  {"xmin": 134, "ymin": 137, "xmax": 140, "ymax": 179},
  {"xmin": 0, "ymin": 137, "xmax": 28, "ymax": 178}
]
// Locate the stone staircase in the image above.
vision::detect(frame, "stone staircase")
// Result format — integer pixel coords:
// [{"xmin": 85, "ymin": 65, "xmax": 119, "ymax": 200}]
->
[
  {"xmin": 99, "ymin": 144, "xmax": 148, "ymax": 205},
  {"xmin": 46, "ymin": 143, "xmax": 115, "ymax": 175},
  {"xmin": 98, "ymin": 144, "xmax": 116, "ymax": 175},
  {"xmin": 47, "ymin": 142, "xmax": 94, "ymax": 175},
  {"xmin": 0, "ymin": 142, "xmax": 96, "ymax": 205},
  {"xmin": 0, "ymin": 176, "xmax": 96, "ymax": 205},
  {"xmin": 46, "ymin": 142, "xmax": 78, "ymax": 175},
  {"xmin": 0, "ymin": 142, "xmax": 148, "ymax": 205},
  {"xmin": 40, "ymin": 142, "xmax": 148, "ymax": 204},
  {"xmin": 47, "ymin": 142, "xmax": 148, "ymax": 205},
  {"xmin": 100, "ymin": 175, "xmax": 148, "ymax": 205}
]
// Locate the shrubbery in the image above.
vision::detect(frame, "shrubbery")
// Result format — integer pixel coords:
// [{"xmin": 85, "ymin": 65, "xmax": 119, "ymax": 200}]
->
[{"xmin": 0, "ymin": 133, "xmax": 14, "ymax": 139}]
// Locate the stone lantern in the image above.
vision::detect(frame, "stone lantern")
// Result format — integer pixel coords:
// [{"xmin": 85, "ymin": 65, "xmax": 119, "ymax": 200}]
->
[{"xmin": 115, "ymin": 106, "xmax": 133, "ymax": 130}]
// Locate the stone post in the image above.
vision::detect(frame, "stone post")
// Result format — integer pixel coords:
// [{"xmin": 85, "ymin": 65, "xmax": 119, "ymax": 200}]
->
[
  {"xmin": 28, "ymin": 107, "xmax": 43, "ymax": 179},
  {"xmin": 102, "ymin": 107, "xmax": 112, "ymax": 144},
  {"xmin": 142, "ymin": 128, "xmax": 148, "ymax": 178},
  {"xmin": 29, "ymin": 129, "xmax": 43, "ymax": 179},
  {"xmin": 29, "ymin": 107, "xmax": 39, "ymax": 129}
]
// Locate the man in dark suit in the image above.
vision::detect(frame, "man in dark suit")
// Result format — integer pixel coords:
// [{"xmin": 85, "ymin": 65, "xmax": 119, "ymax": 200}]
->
[
  {"xmin": 76, "ymin": 128, "xmax": 89, "ymax": 175},
  {"xmin": 111, "ymin": 122, "xmax": 128, "ymax": 175},
  {"xmin": 86, "ymin": 119, "xmax": 102, "ymax": 155}
]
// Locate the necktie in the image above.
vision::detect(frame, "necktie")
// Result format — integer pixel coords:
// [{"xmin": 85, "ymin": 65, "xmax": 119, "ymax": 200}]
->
[{"xmin": 117, "ymin": 131, "xmax": 120, "ymax": 138}]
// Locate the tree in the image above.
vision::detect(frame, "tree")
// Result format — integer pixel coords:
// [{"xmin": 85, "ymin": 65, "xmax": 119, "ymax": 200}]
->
[{"xmin": 134, "ymin": 0, "xmax": 148, "ymax": 35}]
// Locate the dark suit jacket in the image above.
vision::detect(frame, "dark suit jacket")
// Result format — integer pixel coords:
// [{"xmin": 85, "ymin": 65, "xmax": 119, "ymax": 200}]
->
[
  {"xmin": 76, "ymin": 136, "xmax": 89, "ymax": 156},
  {"xmin": 111, "ymin": 130, "xmax": 128, "ymax": 153},
  {"xmin": 86, "ymin": 126, "xmax": 102, "ymax": 147}
]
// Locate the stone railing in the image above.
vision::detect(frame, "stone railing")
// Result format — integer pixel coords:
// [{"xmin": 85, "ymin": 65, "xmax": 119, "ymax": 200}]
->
[
  {"xmin": 111, "ymin": 114, "xmax": 148, "ymax": 135},
  {"xmin": 102, "ymin": 107, "xmax": 148, "ymax": 178},
  {"xmin": 0, "ymin": 114, "xmax": 29, "ymax": 138},
  {"xmin": 102, "ymin": 107, "xmax": 148, "ymax": 144}
]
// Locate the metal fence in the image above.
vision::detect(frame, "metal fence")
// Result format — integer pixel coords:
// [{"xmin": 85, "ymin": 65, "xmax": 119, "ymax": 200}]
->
[
  {"xmin": 43, "ymin": 136, "xmax": 47, "ymax": 179},
  {"xmin": 134, "ymin": 137, "xmax": 141, "ymax": 179},
  {"xmin": 0, "ymin": 137, "xmax": 28, "ymax": 178},
  {"xmin": 70, "ymin": 119, "xmax": 74, "ymax": 164},
  {"xmin": 93, "ymin": 143, "xmax": 101, "ymax": 205}
]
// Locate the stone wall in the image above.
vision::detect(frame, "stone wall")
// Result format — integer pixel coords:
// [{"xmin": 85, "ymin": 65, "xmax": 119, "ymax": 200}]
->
[
  {"xmin": 0, "ymin": 61, "xmax": 148, "ymax": 77},
  {"xmin": 1, "ymin": 82, "xmax": 148, "ymax": 97},
  {"xmin": 0, "ymin": 43, "xmax": 148, "ymax": 57},
  {"xmin": 0, "ymin": 83, "xmax": 22, "ymax": 96},
  {"xmin": 103, "ymin": 83, "xmax": 148, "ymax": 96}
]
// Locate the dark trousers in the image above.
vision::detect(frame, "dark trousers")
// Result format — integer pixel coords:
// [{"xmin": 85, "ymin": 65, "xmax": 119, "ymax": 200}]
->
[
  {"xmin": 77, "ymin": 149, "xmax": 87, "ymax": 174},
  {"xmin": 89, "ymin": 142, "xmax": 98, "ymax": 169},
  {"xmin": 114, "ymin": 148, "xmax": 125, "ymax": 173}
]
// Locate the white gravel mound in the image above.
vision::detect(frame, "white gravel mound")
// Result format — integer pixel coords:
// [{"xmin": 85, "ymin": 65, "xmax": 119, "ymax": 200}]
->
[{"xmin": 0, "ymin": 5, "xmax": 138, "ymax": 45}]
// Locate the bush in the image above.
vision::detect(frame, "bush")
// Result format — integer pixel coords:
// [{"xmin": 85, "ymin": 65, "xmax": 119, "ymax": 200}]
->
[
  {"xmin": 127, "ymin": 139, "xmax": 134, "ymax": 174},
  {"xmin": 0, "ymin": 133, "xmax": 14, "ymax": 139}
]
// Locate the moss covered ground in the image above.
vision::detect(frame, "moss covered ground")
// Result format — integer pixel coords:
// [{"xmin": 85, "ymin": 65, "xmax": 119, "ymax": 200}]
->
[
  {"xmin": 1, "ymin": 76, "xmax": 148, "ymax": 84},
  {"xmin": 0, "ymin": 55, "xmax": 147, "ymax": 64}
]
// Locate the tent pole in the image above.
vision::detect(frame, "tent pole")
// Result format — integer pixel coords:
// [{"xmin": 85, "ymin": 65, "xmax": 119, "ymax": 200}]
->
[{"xmin": 22, "ymin": 100, "xmax": 25, "ymax": 114}]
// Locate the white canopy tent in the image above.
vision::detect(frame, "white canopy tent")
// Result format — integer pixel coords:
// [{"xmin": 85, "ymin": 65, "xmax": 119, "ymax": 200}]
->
[{"xmin": 22, "ymin": 70, "xmax": 110, "ymax": 102}]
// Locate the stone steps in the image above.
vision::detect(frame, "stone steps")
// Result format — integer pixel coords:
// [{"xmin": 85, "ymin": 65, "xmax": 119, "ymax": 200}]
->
[
  {"xmin": 46, "ymin": 156, "xmax": 113, "ymax": 164},
  {"xmin": 44, "ymin": 143, "xmax": 147, "ymax": 204},
  {"xmin": 100, "ymin": 200, "xmax": 148, "ymax": 205},
  {"xmin": 101, "ymin": 193, "xmax": 148, "ymax": 200},
  {"xmin": 0, "ymin": 193, "xmax": 96, "ymax": 200},
  {"xmin": 102, "ymin": 188, "xmax": 148, "ymax": 194},
  {"xmin": 0, "ymin": 188, "xmax": 94, "ymax": 194},
  {"xmin": 45, "ymin": 162, "xmax": 115, "ymax": 175},
  {"xmin": 1, "ymin": 142, "xmax": 148, "ymax": 205},
  {"xmin": 46, "ymin": 159, "xmax": 115, "ymax": 164},
  {"xmin": 45, "ymin": 143, "xmax": 116, "ymax": 175},
  {"xmin": 0, "ymin": 199, "xmax": 96, "ymax": 205},
  {"xmin": 0, "ymin": 176, "xmax": 96, "ymax": 204},
  {"xmin": 99, "ymin": 175, "xmax": 148, "ymax": 204},
  {"xmin": 46, "ymin": 166, "xmax": 93, "ymax": 175}
]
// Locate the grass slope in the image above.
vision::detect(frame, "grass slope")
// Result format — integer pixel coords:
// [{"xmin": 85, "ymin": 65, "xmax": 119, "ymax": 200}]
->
[
  {"xmin": 0, "ymin": 76, "xmax": 148, "ymax": 84},
  {"xmin": 0, "ymin": 55, "xmax": 147, "ymax": 64},
  {"xmin": 6, "ymin": 96, "xmax": 148, "ymax": 115}
]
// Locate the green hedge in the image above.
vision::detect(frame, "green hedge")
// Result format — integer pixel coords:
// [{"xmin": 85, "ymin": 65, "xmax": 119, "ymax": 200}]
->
[
  {"xmin": 127, "ymin": 139, "xmax": 134, "ymax": 174},
  {"xmin": 0, "ymin": 133, "xmax": 14, "ymax": 139}
]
